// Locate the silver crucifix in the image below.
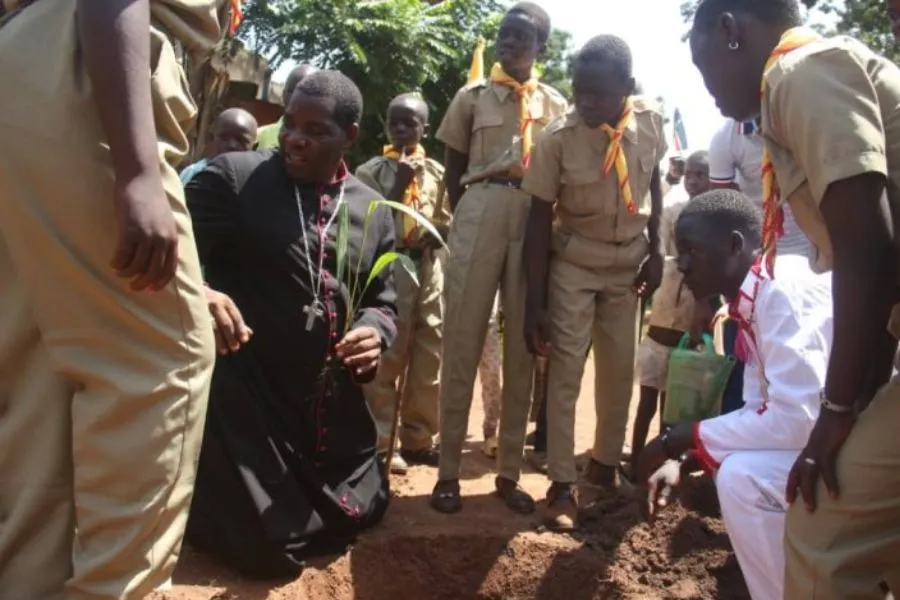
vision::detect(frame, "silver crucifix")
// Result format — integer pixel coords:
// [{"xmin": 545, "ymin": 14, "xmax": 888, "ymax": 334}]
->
[{"xmin": 303, "ymin": 302, "xmax": 324, "ymax": 331}]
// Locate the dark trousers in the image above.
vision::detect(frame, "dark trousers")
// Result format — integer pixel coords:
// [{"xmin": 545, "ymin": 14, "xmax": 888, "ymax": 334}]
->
[{"xmin": 721, "ymin": 319, "xmax": 745, "ymax": 414}]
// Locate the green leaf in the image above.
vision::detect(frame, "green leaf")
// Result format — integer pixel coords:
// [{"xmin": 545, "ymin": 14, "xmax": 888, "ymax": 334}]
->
[
  {"xmin": 335, "ymin": 201, "xmax": 350, "ymax": 289},
  {"xmin": 369, "ymin": 198, "xmax": 449, "ymax": 250},
  {"xmin": 364, "ymin": 251, "xmax": 419, "ymax": 292}
]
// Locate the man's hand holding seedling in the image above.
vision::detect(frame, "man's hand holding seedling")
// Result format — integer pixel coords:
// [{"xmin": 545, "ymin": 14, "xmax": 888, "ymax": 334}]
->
[{"xmin": 335, "ymin": 326, "xmax": 382, "ymax": 380}]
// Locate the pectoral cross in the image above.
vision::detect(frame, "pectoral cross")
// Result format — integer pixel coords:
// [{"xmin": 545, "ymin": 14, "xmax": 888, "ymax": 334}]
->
[{"xmin": 303, "ymin": 302, "xmax": 324, "ymax": 331}]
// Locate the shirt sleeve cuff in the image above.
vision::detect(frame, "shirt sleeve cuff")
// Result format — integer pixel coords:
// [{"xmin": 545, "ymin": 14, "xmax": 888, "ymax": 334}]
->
[{"xmin": 692, "ymin": 422, "xmax": 721, "ymax": 475}]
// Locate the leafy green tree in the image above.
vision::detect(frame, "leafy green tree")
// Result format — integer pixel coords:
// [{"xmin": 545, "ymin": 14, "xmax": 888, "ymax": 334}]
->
[
  {"xmin": 236, "ymin": 0, "xmax": 574, "ymax": 164},
  {"xmin": 816, "ymin": 0, "xmax": 900, "ymax": 63}
]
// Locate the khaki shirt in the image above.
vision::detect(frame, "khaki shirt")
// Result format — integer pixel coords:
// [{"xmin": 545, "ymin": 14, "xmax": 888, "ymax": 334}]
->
[
  {"xmin": 521, "ymin": 100, "xmax": 668, "ymax": 264},
  {"xmin": 355, "ymin": 156, "xmax": 451, "ymax": 245},
  {"xmin": 436, "ymin": 79, "xmax": 568, "ymax": 185},
  {"xmin": 762, "ymin": 35, "xmax": 900, "ymax": 337}
]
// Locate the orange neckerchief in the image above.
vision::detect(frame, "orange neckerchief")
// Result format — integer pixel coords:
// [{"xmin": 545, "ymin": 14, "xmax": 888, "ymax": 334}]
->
[
  {"xmin": 600, "ymin": 97, "xmax": 637, "ymax": 215},
  {"xmin": 383, "ymin": 144, "xmax": 427, "ymax": 245},
  {"xmin": 760, "ymin": 27, "xmax": 820, "ymax": 276},
  {"xmin": 489, "ymin": 63, "xmax": 539, "ymax": 167}
]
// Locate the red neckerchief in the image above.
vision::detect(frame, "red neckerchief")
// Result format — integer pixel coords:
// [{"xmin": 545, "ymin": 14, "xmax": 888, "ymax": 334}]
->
[{"xmin": 716, "ymin": 258, "xmax": 771, "ymax": 414}]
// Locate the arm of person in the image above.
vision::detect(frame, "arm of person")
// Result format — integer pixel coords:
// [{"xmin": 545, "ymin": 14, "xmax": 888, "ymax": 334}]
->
[
  {"xmin": 520, "ymin": 129, "xmax": 561, "ymax": 355},
  {"xmin": 78, "ymin": 0, "xmax": 158, "ymax": 181},
  {"xmin": 768, "ymin": 48, "xmax": 899, "ymax": 411},
  {"xmin": 648, "ymin": 166, "xmax": 664, "ymax": 257},
  {"xmin": 79, "ymin": 0, "xmax": 181, "ymax": 290},
  {"xmin": 436, "ymin": 86, "xmax": 475, "ymax": 213},
  {"xmin": 665, "ymin": 284, "xmax": 829, "ymax": 471},
  {"xmin": 185, "ymin": 156, "xmax": 238, "ymax": 265},
  {"xmin": 708, "ymin": 123, "xmax": 740, "ymax": 190}
]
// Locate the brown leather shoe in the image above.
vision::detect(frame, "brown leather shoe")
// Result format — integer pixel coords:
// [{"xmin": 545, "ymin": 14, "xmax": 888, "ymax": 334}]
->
[
  {"xmin": 579, "ymin": 459, "xmax": 635, "ymax": 506},
  {"xmin": 543, "ymin": 482, "xmax": 578, "ymax": 531}
]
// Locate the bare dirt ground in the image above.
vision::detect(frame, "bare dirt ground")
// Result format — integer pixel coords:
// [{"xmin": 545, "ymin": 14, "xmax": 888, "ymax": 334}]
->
[{"xmin": 155, "ymin": 361, "xmax": 748, "ymax": 600}]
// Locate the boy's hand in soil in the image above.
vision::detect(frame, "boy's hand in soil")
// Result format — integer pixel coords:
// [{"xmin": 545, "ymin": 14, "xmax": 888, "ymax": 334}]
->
[
  {"xmin": 336, "ymin": 326, "xmax": 382, "ymax": 378},
  {"xmin": 206, "ymin": 287, "xmax": 253, "ymax": 354},
  {"xmin": 646, "ymin": 460, "xmax": 681, "ymax": 520}
]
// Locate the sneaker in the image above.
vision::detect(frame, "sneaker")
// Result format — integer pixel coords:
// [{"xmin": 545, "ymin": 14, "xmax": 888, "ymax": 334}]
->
[
  {"xmin": 389, "ymin": 453, "xmax": 409, "ymax": 475},
  {"xmin": 543, "ymin": 482, "xmax": 578, "ymax": 531},
  {"xmin": 482, "ymin": 435, "xmax": 499, "ymax": 458}
]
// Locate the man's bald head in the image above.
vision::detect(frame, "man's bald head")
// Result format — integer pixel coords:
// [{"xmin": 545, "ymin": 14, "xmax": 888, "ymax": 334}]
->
[
  {"xmin": 283, "ymin": 63, "xmax": 318, "ymax": 106},
  {"xmin": 210, "ymin": 107, "xmax": 258, "ymax": 156}
]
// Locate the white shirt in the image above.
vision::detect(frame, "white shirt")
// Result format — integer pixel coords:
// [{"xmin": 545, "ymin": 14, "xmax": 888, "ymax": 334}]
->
[
  {"xmin": 708, "ymin": 120, "xmax": 810, "ymax": 257},
  {"xmin": 694, "ymin": 255, "xmax": 833, "ymax": 471}
]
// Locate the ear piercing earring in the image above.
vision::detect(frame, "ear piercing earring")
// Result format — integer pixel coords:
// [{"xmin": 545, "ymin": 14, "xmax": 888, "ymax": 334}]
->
[{"xmin": 729, "ymin": 41, "xmax": 740, "ymax": 50}]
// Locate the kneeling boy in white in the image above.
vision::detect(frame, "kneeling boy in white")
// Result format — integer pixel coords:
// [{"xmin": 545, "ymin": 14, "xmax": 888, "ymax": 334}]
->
[{"xmin": 635, "ymin": 189, "xmax": 832, "ymax": 600}]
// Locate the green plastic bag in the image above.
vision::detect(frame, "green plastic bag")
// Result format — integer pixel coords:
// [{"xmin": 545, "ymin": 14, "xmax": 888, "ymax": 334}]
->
[{"xmin": 663, "ymin": 333, "xmax": 736, "ymax": 425}]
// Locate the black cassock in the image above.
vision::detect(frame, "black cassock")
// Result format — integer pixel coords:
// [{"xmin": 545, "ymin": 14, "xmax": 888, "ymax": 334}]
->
[{"xmin": 184, "ymin": 151, "xmax": 398, "ymax": 579}]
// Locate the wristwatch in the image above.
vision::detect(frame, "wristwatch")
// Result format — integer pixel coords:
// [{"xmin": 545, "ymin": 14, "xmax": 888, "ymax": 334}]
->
[
  {"xmin": 819, "ymin": 389, "xmax": 855, "ymax": 415},
  {"xmin": 659, "ymin": 429, "xmax": 680, "ymax": 460}
]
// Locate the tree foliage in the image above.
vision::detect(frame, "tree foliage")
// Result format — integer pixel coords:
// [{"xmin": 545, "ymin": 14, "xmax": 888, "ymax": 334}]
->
[{"xmin": 236, "ymin": 0, "xmax": 574, "ymax": 165}]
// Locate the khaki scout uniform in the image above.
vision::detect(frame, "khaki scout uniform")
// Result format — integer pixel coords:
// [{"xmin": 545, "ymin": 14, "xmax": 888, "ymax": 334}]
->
[
  {"xmin": 521, "ymin": 101, "xmax": 667, "ymax": 484},
  {"xmin": 637, "ymin": 201, "xmax": 697, "ymax": 390},
  {"xmin": 436, "ymin": 78, "xmax": 567, "ymax": 482},
  {"xmin": 356, "ymin": 156, "xmax": 450, "ymax": 454},
  {"xmin": 0, "ymin": 2, "xmax": 218, "ymax": 598},
  {"xmin": 759, "ymin": 36, "xmax": 900, "ymax": 598}
]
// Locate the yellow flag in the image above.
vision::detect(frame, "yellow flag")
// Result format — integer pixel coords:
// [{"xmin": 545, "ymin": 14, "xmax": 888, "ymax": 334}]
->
[{"xmin": 468, "ymin": 37, "xmax": 486, "ymax": 83}]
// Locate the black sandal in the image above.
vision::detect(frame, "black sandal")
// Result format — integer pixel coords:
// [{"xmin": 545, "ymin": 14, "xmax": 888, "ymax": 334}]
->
[
  {"xmin": 495, "ymin": 476, "xmax": 536, "ymax": 514},
  {"xmin": 430, "ymin": 480, "xmax": 462, "ymax": 514}
]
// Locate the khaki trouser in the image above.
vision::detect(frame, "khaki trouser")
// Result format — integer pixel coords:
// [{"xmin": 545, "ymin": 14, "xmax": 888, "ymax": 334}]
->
[
  {"xmin": 0, "ymin": 3, "xmax": 216, "ymax": 599},
  {"xmin": 439, "ymin": 182, "xmax": 534, "ymax": 482},
  {"xmin": 545, "ymin": 235, "xmax": 644, "ymax": 484},
  {"xmin": 784, "ymin": 374, "xmax": 900, "ymax": 598},
  {"xmin": 366, "ymin": 251, "xmax": 444, "ymax": 453}
]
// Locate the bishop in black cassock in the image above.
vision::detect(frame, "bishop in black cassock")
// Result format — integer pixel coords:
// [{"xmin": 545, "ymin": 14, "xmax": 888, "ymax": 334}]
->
[{"xmin": 182, "ymin": 71, "xmax": 398, "ymax": 579}]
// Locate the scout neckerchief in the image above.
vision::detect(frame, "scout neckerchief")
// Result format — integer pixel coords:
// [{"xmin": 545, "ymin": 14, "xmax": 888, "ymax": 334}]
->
[
  {"xmin": 712, "ymin": 257, "xmax": 771, "ymax": 413},
  {"xmin": 600, "ymin": 97, "xmax": 637, "ymax": 215},
  {"xmin": 489, "ymin": 62, "xmax": 539, "ymax": 168},
  {"xmin": 383, "ymin": 144, "xmax": 427, "ymax": 246},
  {"xmin": 760, "ymin": 27, "xmax": 820, "ymax": 277},
  {"xmin": 468, "ymin": 37, "xmax": 486, "ymax": 83},
  {"xmin": 229, "ymin": 0, "xmax": 244, "ymax": 35}
]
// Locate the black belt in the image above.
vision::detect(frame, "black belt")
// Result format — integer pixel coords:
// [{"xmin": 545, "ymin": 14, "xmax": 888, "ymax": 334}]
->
[{"xmin": 485, "ymin": 176, "xmax": 522, "ymax": 189}]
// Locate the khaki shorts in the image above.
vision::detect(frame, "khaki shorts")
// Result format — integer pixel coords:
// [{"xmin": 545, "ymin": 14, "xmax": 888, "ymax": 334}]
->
[{"xmin": 637, "ymin": 336, "xmax": 672, "ymax": 390}]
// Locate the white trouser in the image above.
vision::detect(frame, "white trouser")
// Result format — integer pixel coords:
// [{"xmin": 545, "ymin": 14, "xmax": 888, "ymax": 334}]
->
[{"xmin": 715, "ymin": 450, "xmax": 797, "ymax": 600}]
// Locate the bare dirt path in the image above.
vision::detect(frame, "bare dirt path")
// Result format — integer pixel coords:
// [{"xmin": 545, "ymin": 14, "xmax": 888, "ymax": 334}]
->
[{"xmin": 156, "ymin": 361, "xmax": 748, "ymax": 600}]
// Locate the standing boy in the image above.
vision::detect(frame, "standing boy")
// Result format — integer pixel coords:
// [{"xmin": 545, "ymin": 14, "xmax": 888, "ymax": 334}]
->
[
  {"xmin": 0, "ymin": 1, "xmax": 219, "ymax": 597},
  {"xmin": 631, "ymin": 150, "xmax": 709, "ymax": 463},
  {"xmin": 431, "ymin": 2, "xmax": 567, "ymax": 514},
  {"xmin": 523, "ymin": 35, "xmax": 667, "ymax": 530},
  {"xmin": 690, "ymin": 0, "xmax": 900, "ymax": 595},
  {"xmin": 357, "ymin": 93, "xmax": 450, "ymax": 474}
]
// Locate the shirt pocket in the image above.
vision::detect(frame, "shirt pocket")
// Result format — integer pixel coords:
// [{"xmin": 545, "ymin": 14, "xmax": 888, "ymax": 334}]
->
[
  {"xmin": 630, "ymin": 154, "xmax": 657, "ymax": 215},
  {"xmin": 471, "ymin": 113, "xmax": 510, "ymax": 166},
  {"xmin": 560, "ymin": 167, "xmax": 611, "ymax": 216}
]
